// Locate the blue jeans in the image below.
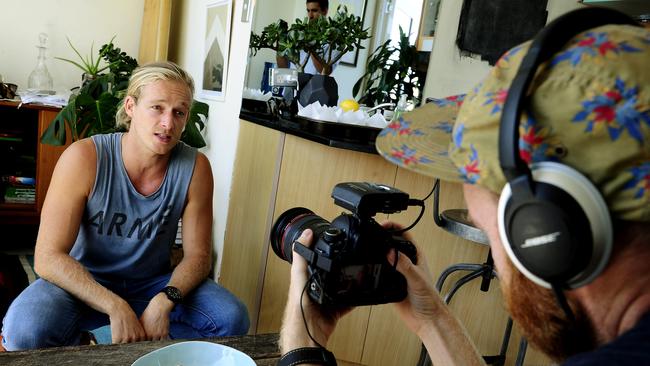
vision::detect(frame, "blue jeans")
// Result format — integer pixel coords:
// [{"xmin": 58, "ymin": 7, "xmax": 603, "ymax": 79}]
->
[{"xmin": 1, "ymin": 273, "xmax": 249, "ymax": 350}]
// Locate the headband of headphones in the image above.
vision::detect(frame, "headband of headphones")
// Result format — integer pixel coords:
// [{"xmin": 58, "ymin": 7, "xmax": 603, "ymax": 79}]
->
[{"xmin": 498, "ymin": 7, "xmax": 639, "ymax": 189}]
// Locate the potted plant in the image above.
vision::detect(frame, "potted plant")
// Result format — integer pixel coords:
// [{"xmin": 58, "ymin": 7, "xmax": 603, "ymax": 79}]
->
[
  {"xmin": 41, "ymin": 38, "xmax": 209, "ymax": 148},
  {"xmin": 353, "ymin": 27, "xmax": 423, "ymax": 108},
  {"xmin": 249, "ymin": 6, "xmax": 369, "ymax": 75},
  {"xmin": 55, "ymin": 36, "xmax": 120, "ymax": 87},
  {"xmin": 249, "ymin": 6, "xmax": 369, "ymax": 107}
]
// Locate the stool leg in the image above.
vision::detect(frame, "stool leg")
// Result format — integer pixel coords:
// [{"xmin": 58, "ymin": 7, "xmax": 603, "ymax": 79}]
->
[
  {"xmin": 436, "ymin": 263, "xmax": 483, "ymax": 292},
  {"xmin": 443, "ymin": 268, "xmax": 484, "ymax": 304},
  {"xmin": 515, "ymin": 338, "xmax": 528, "ymax": 366}
]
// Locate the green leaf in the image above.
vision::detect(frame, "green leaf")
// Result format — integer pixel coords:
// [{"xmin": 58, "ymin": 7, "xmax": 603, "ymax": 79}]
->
[
  {"xmin": 181, "ymin": 100, "xmax": 210, "ymax": 148},
  {"xmin": 40, "ymin": 98, "xmax": 77, "ymax": 145},
  {"xmin": 353, "ymin": 29, "xmax": 422, "ymax": 106}
]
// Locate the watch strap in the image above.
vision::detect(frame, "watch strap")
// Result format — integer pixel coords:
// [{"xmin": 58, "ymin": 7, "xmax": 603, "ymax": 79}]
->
[
  {"xmin": 278, "ymin": 347, "xmax": 337, "ymax": 366},
  {"xmin": 161, "ymin": 286, "xmax": 183, "ymax": 304}
]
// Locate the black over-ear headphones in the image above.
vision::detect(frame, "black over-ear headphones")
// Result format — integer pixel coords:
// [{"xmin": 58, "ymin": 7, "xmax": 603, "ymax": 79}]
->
[{"xmin": 497, "ymin": 7, "xmax": 639, "ymax": 289}]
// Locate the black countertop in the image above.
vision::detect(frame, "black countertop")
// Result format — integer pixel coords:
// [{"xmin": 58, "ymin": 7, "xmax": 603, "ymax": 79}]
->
[{"xmin": 239, "ymin": 109, "xmax": 381, "ymax": 155}]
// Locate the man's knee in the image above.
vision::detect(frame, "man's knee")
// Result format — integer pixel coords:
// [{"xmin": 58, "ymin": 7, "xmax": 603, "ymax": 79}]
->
[
  {"xmin": 220, "ymin": 298, "xmax": 250, "ymax": 335},
  {"xmin": 182, "ymin": 280, "xmax": 251, "ymax": 337},
  {"xmin": 2, "ymin": 279, "xmax": 81, "ymax": 350},
  {"xmin": 2, "ymin": 307, "xmax": 50, "ymax": 350}
]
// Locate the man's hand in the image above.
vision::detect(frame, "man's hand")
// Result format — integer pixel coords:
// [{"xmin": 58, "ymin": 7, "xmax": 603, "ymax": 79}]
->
[
  {"xmin": 108, "ymin": 300, "xmax": 147, "ymax": 344},
  {"xmin": 383, "ymin": 222, "xmax": 441, "ymax": 338},
  {"xmin": 384, "ymin": 222, "xmax": 485, "ymax": 365},
  {"xmin": 139, "ymin": 293, "xmax": 174, "ymax": 340},
  {"xmin": 279, "ymin": 229, "xmax": 351, "ymax": 353}
]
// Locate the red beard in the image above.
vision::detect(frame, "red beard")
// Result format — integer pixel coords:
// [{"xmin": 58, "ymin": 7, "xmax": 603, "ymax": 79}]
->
[{"xmin": 502, "ymin": 263, "xmax": 598, "ymax": 362}]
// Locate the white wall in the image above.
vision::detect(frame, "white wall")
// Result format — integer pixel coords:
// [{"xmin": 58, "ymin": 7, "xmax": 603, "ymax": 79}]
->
[
  {"xmin": 422, "ymin": 0, "xmax": 584, "ymax": 99},
  {"xmin": 420, "ymin": 0, "xmax": 492, "ymax": 98},
  {"xmin": 172, "ymin": 0, "xmax": 253, "ymax": 278},
  {"xmin": 331, "ymin": 0, "xmax": 378, "ymax": 101},
  {"xmin": 0, "ymin": 0, "xmax": 144, "ymax": 92}
]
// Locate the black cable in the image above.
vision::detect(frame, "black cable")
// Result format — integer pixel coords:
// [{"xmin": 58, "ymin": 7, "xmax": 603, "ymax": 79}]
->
[
  {"xmin": 421, "ymin": 179, "xmax": 438, "ymax": 202},
  {"xmin": 391, "ymin": 199, "xmax": 425, "ymax": 234},
  {"xmin": 300, "ymin": 273, "xmax": 326, "ymax": 349},
  {"xmin": 551, "ymin": 283, "xmax": 575, "ymax": 323},
  {"xmin": 388, "ymin": 180, "xmax": 438, "ymax": 235}
]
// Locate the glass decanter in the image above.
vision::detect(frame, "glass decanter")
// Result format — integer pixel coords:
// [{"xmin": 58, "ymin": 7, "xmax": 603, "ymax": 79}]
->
[{"xmin": 27, "ymin": 33, "xmax": 54, "ymax": 94}]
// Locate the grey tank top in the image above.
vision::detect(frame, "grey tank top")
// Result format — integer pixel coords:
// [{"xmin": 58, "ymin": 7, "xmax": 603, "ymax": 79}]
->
[{"xmin": 70, "ymin": 133, "xmax": 197, "ymax": 280}]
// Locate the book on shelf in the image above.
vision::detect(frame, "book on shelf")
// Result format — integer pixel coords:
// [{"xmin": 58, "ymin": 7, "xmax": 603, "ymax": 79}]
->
[
  {"xmin": 3, "ymin": 182, "xmax": 36, "ymax": 205},
  {"xmin": 4, "ymin": 187, "xmax": 36, "ymax": 204},
  {"xmin": 4, "ymin": 196, "xmax": 35, "ymax": 204},
  {"xmin": 1, "ymin": 175, "xmax": 35, "ymax": 187},
  {"xmin": 4, "ymin": 186, "xmax": 35, "ymax": 195},
  {"xmin": 0, "ymin": 132, "xmax": 23, "ymax": 143}
]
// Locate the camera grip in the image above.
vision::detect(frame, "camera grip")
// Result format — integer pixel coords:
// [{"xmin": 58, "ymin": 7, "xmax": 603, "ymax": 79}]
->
[{"xmin": 394, "ymin": 238, "xmax": 418, "ymax": 265}]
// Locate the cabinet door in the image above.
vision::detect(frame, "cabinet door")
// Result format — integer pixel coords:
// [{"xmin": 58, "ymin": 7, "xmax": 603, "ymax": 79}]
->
[
  {"xmin": 36, "ymin": 110, "xmax": 68, "ymax": 212},
  {"xmin": 257, "ymin": 134, "xmax": 397, "ymax": 362},
  {"xmin": 220, "ymin": 120, "xmax": 285, "ymax": 331}
]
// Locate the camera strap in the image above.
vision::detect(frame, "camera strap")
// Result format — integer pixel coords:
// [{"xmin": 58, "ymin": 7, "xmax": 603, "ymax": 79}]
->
[
  {"xmin": 278, "ymin": 347, "xmax": 337, "ymax": 366},
  {"xmin": 294, "ymin": 241, "xmax": 333, "ymax": 271}
]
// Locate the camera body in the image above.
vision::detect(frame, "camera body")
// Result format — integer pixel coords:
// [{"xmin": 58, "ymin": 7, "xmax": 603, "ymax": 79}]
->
[{"xmin": 271, "ymin": 182, "xmax": 417, "ymax": 307}]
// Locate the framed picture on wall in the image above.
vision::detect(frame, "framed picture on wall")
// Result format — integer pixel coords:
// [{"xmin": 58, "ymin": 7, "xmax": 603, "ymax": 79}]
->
[
  {"xmin": 201, "ymin": 0, "xmax": 233, "ymax": 101},
  {"xmin": 331, "ymin": 0, "xmax": 368, "ymax": 67}
]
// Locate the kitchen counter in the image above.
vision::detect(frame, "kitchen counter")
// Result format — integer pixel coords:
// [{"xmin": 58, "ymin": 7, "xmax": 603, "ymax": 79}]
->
[{"xmin": 239, "ymin": 109, "xmax": 381, "ymax": 154}]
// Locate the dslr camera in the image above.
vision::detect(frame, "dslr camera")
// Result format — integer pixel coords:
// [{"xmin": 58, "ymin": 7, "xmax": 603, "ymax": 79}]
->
[{"xmin": 270, "ymin": 182, "xmax": 418, "ymax": 307}]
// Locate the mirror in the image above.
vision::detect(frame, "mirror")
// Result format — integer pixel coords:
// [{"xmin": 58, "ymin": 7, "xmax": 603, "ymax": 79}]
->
[{"xmin": 244, "ymin": 0, "xmax": 439, "ymax": 103}]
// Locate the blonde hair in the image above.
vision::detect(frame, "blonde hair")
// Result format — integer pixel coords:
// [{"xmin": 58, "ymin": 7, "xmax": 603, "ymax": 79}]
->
[{"xmin": 115, "ymin": 61, "xmax": 195, "ymax": 130}]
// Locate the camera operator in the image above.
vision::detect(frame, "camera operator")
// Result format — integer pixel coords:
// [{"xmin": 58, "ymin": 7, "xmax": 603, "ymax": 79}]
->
[{"xmin": 278, "ymin": 9, "xmax": 650, "ymax": 366}]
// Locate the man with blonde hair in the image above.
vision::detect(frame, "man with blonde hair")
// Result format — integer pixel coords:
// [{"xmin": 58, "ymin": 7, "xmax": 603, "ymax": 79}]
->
[{"xmin": 2, "ymin": 61, "xmax": 249, "ymax": 350}]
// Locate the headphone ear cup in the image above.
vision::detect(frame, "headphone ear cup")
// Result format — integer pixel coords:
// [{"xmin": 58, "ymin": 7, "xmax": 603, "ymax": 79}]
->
[{"xmin": 497, "ymin": 162, "xmax": 613, "ymax": 289}]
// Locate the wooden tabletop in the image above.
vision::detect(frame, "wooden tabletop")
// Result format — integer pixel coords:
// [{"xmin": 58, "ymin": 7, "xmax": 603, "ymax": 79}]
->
[{"xmin": 0, "ymin": 333, "xmax": 280, "ymax": 365}]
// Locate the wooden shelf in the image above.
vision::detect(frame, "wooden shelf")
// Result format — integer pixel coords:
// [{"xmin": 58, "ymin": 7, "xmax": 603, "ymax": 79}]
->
[
  {"xmin": 0, "ymin": 101, "xmax": 68, "ymax": 227},
  {"xmin": 0, "ymin": 203, "xmax": 37, "ymax": 212}
]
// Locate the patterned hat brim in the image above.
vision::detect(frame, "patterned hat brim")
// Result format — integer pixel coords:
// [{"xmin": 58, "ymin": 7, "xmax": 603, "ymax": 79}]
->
[{"xmin": 375, "ymin": 97, "xmax": 465, "ymax": 183}]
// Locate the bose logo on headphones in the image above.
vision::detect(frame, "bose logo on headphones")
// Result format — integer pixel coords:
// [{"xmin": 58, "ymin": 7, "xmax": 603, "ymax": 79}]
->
[{"xmin": 521, "ymin": 232, "xmax": 561, "ymax": 249}]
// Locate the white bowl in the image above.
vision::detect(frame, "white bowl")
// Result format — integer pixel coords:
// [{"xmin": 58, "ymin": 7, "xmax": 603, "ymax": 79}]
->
[{"xmin": 131, "ymin": 341, "xmax": 256, "ymax": 366}]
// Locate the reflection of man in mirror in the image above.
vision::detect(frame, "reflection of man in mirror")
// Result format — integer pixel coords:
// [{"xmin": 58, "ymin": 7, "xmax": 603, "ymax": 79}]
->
[
  {"xmin": 276, "ymin": 0, "xmax": 341, "ymax": 76},
  {"xmin": 305, "ymin": 0, "xmax": 328, "ymax": 20}
]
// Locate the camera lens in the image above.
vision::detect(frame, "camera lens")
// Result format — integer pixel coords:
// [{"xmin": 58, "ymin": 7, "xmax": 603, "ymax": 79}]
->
[{"xmin": 270, "ymin": 207, "xmax": 330, "ymax": 263}]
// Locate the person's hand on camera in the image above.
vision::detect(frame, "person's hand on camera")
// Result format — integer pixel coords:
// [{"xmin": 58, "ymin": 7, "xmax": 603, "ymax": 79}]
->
[
  {"xmin": 383, "ymin": 221, "xmax": 441, "ymax": 338},
  {"xmin": 384, "ymin": 221, "xmax": 484, "ymax": 365},
  {"xmin": 279, "ymin": 229, "xmax": 351, "ymax": 353}
]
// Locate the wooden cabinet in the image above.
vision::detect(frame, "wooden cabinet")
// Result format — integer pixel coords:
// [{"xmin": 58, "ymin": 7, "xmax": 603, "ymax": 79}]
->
[
  {"xmin": 0, "ymin": 101, "xmax": 67, "ymax": 226},
  {"xmin": 220, "ymin": 119, "xmax": 550, "ymax": 365}
]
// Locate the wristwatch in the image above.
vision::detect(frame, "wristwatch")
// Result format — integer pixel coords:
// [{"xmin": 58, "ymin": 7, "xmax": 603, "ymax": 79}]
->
[{"xmin": 160, "ymin": 286, "xmax": 183, "ymax": 304}]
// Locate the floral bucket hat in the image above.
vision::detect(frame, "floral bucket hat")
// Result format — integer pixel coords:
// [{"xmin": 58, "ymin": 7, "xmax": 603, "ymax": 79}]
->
[{"xmin": 375, "ymin": 24, "xmax": 650, "ymax": 221}]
